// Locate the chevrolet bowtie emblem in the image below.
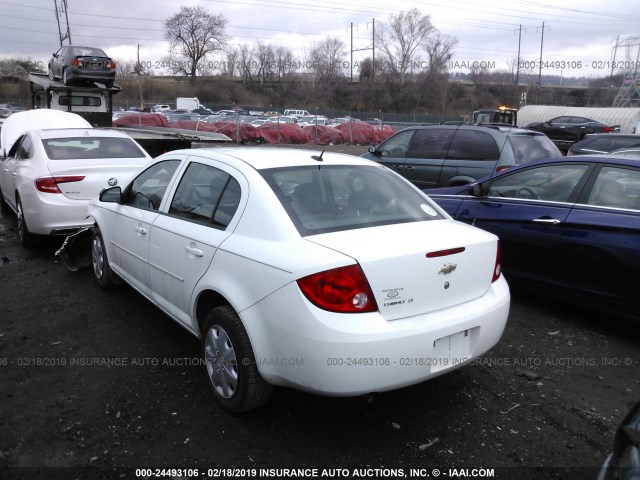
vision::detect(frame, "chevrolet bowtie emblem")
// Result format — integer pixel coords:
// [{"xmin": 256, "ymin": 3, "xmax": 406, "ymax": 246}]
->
[{"xmin": 438, "ymin": 263, "xmax": 457, "ymax": 275}]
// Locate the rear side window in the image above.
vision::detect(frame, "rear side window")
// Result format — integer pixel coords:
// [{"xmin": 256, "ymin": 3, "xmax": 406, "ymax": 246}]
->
[{"xmin": 447, "ymin": 130, "xmax": 500, "ymax": 160}]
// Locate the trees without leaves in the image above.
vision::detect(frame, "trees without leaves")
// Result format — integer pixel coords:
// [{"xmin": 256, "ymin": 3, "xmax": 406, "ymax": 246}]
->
[{"xmin": 165, "ymin": 6, "xmax": 228, "ymax": 84}]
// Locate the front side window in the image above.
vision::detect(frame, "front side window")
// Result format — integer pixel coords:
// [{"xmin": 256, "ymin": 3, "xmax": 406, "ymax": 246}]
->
[
  {"xmin": 379, "ymin": 130, "xmax": 414, "ymax": 158},
  {"xmin": 123, "ymin": 160, "xmax": 180, "ymax": 210},
  {"xmin": 262, "ymin": 165, "xmax": 444, "ymax": 235},
  {"xmin": 168, "ymin": 162, "xmax": 241, "ymax": 229},
  {"xmin": 487, "ymin": 164, "xmax": 590, "ymax": 202},
  {"xmin": 586, "ymin": 167, "xmax": 640, "ymax": 210}
]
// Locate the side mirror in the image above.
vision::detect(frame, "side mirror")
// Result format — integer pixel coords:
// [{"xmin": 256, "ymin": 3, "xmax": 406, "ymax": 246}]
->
[
  {"xmin": 99, "ymin": 186, "xmax": 122, "ymax": 203},
  {"xmin": 468, "ymin": 183, "xmax": 482, "ymax": 197}
]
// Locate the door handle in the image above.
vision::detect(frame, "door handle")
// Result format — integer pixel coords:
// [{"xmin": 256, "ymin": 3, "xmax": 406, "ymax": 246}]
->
[
  {"xmin": 185, "ymin": 245, "xmax": 204, "ymax": 257},
  {"xmin": 532, "ymin": 218, "xmax": 561, "ymax": 225},
  {"xmin": 135, "ymin": 226, "xmax": 147, "ymax": 235}
]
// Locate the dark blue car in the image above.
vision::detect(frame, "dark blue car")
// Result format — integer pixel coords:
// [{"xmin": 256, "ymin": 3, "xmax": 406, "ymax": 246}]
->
[{"xmin": 426, "ymin": 156, "xmax": 640, "ymax": 318}]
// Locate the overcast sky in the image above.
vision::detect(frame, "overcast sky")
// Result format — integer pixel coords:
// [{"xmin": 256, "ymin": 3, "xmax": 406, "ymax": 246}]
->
[{"xmin": 1, "ymin": 0, "xmax": 639, "ymax": 79}]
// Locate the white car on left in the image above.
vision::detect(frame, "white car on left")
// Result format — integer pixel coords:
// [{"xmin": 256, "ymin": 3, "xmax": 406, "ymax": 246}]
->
[{"xmin": 0, "ymin": 110, "xmax": 152, "ymax": 246}]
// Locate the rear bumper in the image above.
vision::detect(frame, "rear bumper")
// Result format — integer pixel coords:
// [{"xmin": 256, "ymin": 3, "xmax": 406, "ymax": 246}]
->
[
  {"xmin": 240, "ymin": 276, "xmax": 510, "ymax": 396},
  {"xmin": 21, "ymin": 190, "xmax": 93, "ymax": 236}
]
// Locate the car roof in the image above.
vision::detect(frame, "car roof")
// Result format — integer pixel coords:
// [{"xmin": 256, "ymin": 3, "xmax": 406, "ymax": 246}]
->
[
  {"xmin": 491, "ymin": 155, "xmax": 640, "ymax": 173},
  {"xmin": 34, "ymin": 128, "xmax": 138, "ymax": 140},
  {"xmin": 1, "ymin": 109, "xmax": 92, "ymax": 154},
  {"xmin": 172, "ymin": 147, "xmax": 381, "ymax": 171}
]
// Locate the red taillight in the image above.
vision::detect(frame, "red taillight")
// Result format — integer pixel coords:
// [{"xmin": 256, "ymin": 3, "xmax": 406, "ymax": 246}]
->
[
  {"xmin": 35, "ymin": 176, "xmax": 85, "ymax": 194},
  {"xmin": 106, "ymin": 61, "xmax": 116, "ymax": 69},
  {"xmin": 297, "ymin": 264, "xmax": 378, "ymax": 313},
  {"xmin": 496, "ymin": 165, "xmax": 512, "ymax": 173},
  {"xmin": 70, "ymin": 59, "xmax": 82, "ymax": 67},
  {"xmin": 603, "ymin": 127, "xmax": 615, "ymax": 133},
  {"xmin": 492, "ymin": 241, "xmax": 502, "ymax": 282}
]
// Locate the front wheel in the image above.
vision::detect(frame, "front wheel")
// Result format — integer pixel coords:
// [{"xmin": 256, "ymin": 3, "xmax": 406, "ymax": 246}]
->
[
  {"xmin": 92, "ymin": 228, "xmax": 117, "ymax": 288},
  {"xmin": 202, "ymin": 306, "xmax": 272, "ymax": 412}
]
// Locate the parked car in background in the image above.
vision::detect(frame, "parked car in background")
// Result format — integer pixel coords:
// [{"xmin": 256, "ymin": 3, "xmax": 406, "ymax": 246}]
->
[
  {"xmin": 85, "ymin": 147, "xmax": 510, "ymax": 412},
  {"xmin": 151, "ymin": 104, "xmax": 171, "ymax": 113},
  {"xmin": 266, "ymin": 115, "xmax": 299, "ymax": 124},
  {"xmin": 48, "ymin": 46, "xmax": 116, "ymax": 87},
  {"xmin": 426, "ymin": 155, "xmax": 640, "ymax": 318},
  {"xmin": 0, "ymin": 110, "xmax": 151, "ymax": 246},
  {"xmin": 523, "ymin": 116, "xmax": 619, "ymax": 152},
  {"xmin": 361, "ymin": 125, "xmax": 561, "ymax": 189},
  {"xmin": 567, "ymin": 133, "xmax": 640, "ymax": 156},
  {"xmin": 609, "ymin": 148, "xmax": 640, "ymax": 159}
]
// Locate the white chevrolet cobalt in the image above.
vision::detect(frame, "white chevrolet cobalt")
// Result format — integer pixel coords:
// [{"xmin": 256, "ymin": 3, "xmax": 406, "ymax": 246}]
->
[{"xmin": 87, "ymin": 147, "xmax": 510, "ymax": 412}]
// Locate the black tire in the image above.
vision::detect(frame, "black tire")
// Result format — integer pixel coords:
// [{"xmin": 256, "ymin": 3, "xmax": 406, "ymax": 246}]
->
[
  {"xmin": 16, "ymin": 197, "xmax": 39, "ymax": 247},
  {"xmin": 0, "ymin": 187, "xmax": 10, "ymax": 213},
  {"xmin": 201, "ymin": 306, "xmax": 272, "ymax": 412},
  {"xmin": 92, "ymin": 228, "xmax": 117, "ymax": 288}
]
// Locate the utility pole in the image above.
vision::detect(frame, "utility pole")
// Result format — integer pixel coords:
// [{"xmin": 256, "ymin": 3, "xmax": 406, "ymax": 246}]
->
[
  {"xmin": 137, "ymin": 44, "xmax": 144, "ymax": 111},
  {"xmin": 349, "ymin": 19, "xmax": 376, "ymax": 83},
  {"xmin": 536, "ymin": 22, "xmax": 550, "ymax": 103},
  {"xmin": 514, "ymin": 25, "xmax": 525, "ymax": 85},
  {"xmin": 53, "ymin": 0, "xmax": 72, "ymax": 47}
]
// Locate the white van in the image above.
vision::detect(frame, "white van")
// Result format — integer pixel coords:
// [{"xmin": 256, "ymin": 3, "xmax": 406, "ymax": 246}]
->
[{"xmin": 283, "ymin": 109, "xmax": 310, "ymax": 117}]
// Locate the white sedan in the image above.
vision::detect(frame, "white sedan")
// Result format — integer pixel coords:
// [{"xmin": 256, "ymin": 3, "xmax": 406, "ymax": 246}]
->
[
  {"xmin": 87, "ymin": 147, "xmax": 510, "ymax": 412},
  {"xmin": 0, "ymin": 110, "xmax": 151, "ymax": 246}
]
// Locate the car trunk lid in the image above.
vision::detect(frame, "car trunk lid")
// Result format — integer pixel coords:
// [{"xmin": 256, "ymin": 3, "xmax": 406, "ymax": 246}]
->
[
  {"xmin": 46, "ymin": 159, "xmax": 144, "ymax": 200},
  {"xmin": 306, "ymin": 220, "xmax": 499, "ymax": 320}
]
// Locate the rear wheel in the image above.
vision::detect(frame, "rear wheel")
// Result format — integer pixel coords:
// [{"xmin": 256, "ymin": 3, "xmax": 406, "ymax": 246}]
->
[
  {"xmin": 16, "ymin": 197, "xmax": 39, "ymax": 247},
  {"xmin": 92, "ymin": 228, "xmax": 117, "ymax": 288},
  {"xmin": 0, "ymin": 187, "xmax": 10, "ymax": 213},
  {"xmin": 202, "ymin": 306, "xmax": 272, "ymax": 412}
]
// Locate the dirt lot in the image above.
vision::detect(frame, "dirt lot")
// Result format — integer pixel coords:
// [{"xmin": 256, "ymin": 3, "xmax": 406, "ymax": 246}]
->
[{"xmin": 0, "ymin": 145, "xmax": 638, "ymax": 480}]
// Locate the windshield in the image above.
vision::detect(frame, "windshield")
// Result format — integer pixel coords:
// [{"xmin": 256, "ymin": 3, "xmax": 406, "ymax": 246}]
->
[
  {"xmin": 43, "ymin": 137, "xmax": 147, "ymax": 160},
  {"xmin": 261, "ymin": 165, "xmax": 444, "ymax": 236}
]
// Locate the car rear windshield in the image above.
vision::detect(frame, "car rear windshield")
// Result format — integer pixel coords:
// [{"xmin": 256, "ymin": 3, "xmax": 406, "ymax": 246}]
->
[
  {"xmin": 508, "ymin": 134, "xmax": 561, "ymax": 164},
  {"xmin": 43, "ymin": 137, "xmax": 147, "ymax": 160},
  {"xmin": 261, "ymin": 164, "xmax": 445, "ymax": 235}
]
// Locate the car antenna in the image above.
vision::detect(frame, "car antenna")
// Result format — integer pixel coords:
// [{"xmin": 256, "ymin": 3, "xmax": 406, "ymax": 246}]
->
[{"xmin": 311, "ymin": 150, "xmax": 324, "ymax": 162}]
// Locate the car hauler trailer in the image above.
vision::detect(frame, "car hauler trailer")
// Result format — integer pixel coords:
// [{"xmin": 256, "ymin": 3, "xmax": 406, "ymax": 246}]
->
[
  {"xmin": 29, "ymin": 72, "xmax": 118, "ymax": 127},
  {"xmin": 28, "ymin": 72, "xmax": 231, "ymax": 155}
]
